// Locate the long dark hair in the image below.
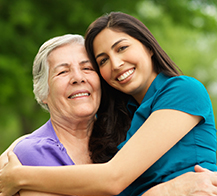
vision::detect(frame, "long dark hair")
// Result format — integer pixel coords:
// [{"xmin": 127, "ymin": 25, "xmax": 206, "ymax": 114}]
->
[
  {"xmin": 85, "ymin": 12, "xmax": 182, "ymax": 76},
  {"xmin": 87, "ymin": 12, "xmax": 182, "ymax": 163},
  {"xmin": 89, "ymin": 78, "xmax": 131, "ymax": 163}
]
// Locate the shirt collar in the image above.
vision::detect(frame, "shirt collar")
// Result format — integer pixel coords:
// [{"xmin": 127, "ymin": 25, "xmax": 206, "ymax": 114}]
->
[{"xmin": 127, "ymin": 73, "xmax": 170, "ymax": 115}]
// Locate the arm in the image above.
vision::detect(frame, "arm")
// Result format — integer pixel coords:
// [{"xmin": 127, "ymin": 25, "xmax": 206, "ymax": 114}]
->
[
  {"xmin": 0, "ymin": 110, "xmax": 201, "ymax": 195},
  {"xmin": 0, "ymin": 135, "xmax": 28, "ymax": 169},
  {"xmin": 19, "ymin": 171, "xmax": 217, "ymax": 196},
  {"xmin": 20, "ymin": 190, "xmax": 69, "ymax": 196},
  {"xmin": 2, "ymin": 154, "xmax": 217, "ymax": 196},
  {"xmin": 143, "ymin": 166, "xmax": 217, "ymax": 196}
]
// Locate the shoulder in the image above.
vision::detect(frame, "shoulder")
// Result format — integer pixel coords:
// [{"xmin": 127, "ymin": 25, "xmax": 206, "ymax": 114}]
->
[
  {"xmin": 158, "ymin": 75, "xmax": 210, "ymax": 100},
  {"xmin": 166, "ymin": 75, "xmax": 206, "ymax": 91},
  {"xmin": 152, "ymin": 75, "xmax": 212, "ymax": 117},
  {"xmin": 13, "ymin": 136, "xmax": 61, "ymax": 166},
  {"xmin": 13, "ymin": 122, "xmax": 74, "ymax": 166}
]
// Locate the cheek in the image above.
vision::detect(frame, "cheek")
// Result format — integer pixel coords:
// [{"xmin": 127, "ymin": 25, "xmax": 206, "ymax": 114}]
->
[
  {"xmin": 99, "ymin": 67, "xmax": 111, "ymax": 83},
  {"xmin": 49, "ymin": 79, "xmax": 67, "ymax": 98},
  {"xmin": 88, "ymin": 74, "xmax": 101, "ymax": 96}
]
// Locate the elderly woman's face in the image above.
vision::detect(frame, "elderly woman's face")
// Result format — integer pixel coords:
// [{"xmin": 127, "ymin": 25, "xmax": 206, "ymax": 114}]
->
[{"xmin": 43, "ymin": 43, "xmax": 101, "ymax": 121}]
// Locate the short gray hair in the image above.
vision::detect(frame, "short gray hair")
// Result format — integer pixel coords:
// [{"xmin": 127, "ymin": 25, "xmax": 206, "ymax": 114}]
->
[{"xmin": 33, "ymin": 34, "xmax": 85, "ymax": 111}]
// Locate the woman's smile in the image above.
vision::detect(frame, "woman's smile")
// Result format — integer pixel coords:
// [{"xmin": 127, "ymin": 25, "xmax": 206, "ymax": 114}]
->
[
  {"xmin": 117, "ymin": 68, "xmax": 135, "ymax": 82},
  {"xmin": 93, "ymin": 28, "xmax": 156, "ymax": 103},
  {"xmin": 68, "ymin": 91, "xmax": 90, "ymax": 99}
]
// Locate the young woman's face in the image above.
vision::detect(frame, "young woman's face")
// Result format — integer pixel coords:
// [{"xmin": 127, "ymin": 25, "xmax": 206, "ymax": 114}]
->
[
  {"xmin": 93, "ymin": 28, "xmax": 157, "ymax": 104},
  {"xmin": 43, "ymin": 43, "xmax": 101, "ymax": 122}
]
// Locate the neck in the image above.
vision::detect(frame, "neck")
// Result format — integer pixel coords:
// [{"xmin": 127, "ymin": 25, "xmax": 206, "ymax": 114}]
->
[
  {"xmin": 51, "ymin": 115, "xmax": 95, "ymax": 138},
  {"xmin": 50, "ymin": 116, "xmax": 95, "ymax": 164},
  {"xmin": 133, "ymin": 72, "xmax": 158, "ymax": 104}
]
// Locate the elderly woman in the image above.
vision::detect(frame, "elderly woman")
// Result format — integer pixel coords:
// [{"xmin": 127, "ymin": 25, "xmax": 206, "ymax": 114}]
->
[
  {"xmin": 1, "ymin": 34, "xmax": 217, "ymax": 196},
  {"xmin": 4, "ymin": 34, "xmax": 102, "ymax": 195}
]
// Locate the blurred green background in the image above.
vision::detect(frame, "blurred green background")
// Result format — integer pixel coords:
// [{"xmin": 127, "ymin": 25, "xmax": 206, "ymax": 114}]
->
[{"xmin": 0, "ymin": 0, "xmax": 217, "ymax": 154}]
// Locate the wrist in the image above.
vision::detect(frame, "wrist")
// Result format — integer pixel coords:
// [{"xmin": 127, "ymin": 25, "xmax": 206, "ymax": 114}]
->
[
  {"xmin": 15, "ymin": 165, "xmax": 28, "ymax": 190},
  {"xmin": 160, "ymin": 173, "xmax": 193, "ymax": 196},
  {"xmin": 144, "ymin": 182, "xmax": 170, "ymax": 196}
]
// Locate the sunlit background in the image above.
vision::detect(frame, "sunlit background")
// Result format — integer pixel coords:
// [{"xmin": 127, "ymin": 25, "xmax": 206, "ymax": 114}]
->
[{"xmin": 0, "ymin": 0, "xmax": 217, "ymax": 153}]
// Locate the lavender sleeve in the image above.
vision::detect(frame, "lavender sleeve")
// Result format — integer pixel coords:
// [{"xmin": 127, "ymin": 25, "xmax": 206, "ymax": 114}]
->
[
  {"xmin": 14, "ymin": 139, "xmax": 74, "ymax": 166},
  {"xmin": 13, "ymin": 120, "xmax": 75, "ymax": 166}
]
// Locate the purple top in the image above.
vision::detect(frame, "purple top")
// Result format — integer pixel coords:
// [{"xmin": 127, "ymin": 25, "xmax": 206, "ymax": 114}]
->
[{"xmin": 13, "ymin": 119, "xmax": 75, "ymax": 166}]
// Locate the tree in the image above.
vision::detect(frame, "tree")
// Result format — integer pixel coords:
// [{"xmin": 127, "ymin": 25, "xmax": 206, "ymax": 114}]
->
[{"xmin": 0, "ymin": 0, "xmax": 216, "ymax": 153}]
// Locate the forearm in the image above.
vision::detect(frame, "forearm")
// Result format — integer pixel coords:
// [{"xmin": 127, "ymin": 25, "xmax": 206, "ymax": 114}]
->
[
  {"xmin": 143, "ymin": 173, "xmax": 196, "ymax": 196},
  {"xmin": 20, "ymin": 189, "xmax": 66, "ymax": 196},
  {"xmin": 143, "ymin": 170, "xmax": 217, "ymax": 196},
  {"xmin": 143, "ymin": 182, "xmax": 169, "ymax": 196},
  {"xmin": 17, "ymin": 163, "xmax": 120, "ymax": 195}
]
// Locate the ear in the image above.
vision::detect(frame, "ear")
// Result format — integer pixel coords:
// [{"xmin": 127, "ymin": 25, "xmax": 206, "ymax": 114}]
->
[
  {"xmin": 149, "ymin": 48, "xmax": 154, "ymax": 57},
  {"xmin": 42, "ymin": 98, "xmax": 48, "ymax": 104}
]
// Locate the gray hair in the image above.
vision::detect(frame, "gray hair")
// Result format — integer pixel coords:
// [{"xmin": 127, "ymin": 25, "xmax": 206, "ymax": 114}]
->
[{"xmin": 33, "ymin": 34, "xmax": 85, "ymax": 111}]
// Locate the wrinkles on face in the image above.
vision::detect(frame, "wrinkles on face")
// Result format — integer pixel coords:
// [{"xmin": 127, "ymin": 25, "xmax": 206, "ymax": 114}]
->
[{"xmin": 43, "ymin": 43, "xmax": 101, "ymax": 129}]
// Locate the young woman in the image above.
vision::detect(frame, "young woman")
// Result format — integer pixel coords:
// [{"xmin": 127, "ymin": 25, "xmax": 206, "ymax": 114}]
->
[
  {"xmin": 0, "ymin": 12, "xmax": 217, "ymax": 196},
  {"xmin": 85, "ymin": 11, "xmax": 217, "ymax": 195}
]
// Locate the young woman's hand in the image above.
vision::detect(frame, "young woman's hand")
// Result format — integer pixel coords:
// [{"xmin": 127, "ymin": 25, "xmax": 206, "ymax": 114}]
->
[
  {"xmin": 0, "ymin": 153, "xmax": 8, "ymax": 170},
  {"xmin": 0, "ymin": 151, "xmax": 22, "ymax": 196},
  {"xmin": 0, "ymin": 135, "xmax": 28, "ymax": 170}
]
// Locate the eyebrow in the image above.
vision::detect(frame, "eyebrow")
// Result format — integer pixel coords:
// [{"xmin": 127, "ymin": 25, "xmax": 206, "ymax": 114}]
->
[
  {"xmin": 53, "ymin": 63, "xmax": 69, "ymax": 72},
  {"xmin": 95, "ymin": 38, "xmax": 127, "ymax": 59},
  {"xmin": 53, "ymin": 60, "xmax": 90, "ymax": 72},
  {"xmin": 80, "ymin": 60, "xmax": 90, "ymax": 65}
]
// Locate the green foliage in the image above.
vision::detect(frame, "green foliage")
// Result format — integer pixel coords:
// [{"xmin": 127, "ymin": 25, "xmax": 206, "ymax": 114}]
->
[
  {"xmin": 0, "ymin": 0, "xmax": 217, "ymax": 153},
  {"xmin": 136, "ymin": 0, "xmax": 217, "ymax": 115},
  {"xmin": 0, "ymin": 0, "xmax": 140, "ymax": 153}
]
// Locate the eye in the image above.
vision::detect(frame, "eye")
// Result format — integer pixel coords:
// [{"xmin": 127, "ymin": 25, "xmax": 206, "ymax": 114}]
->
[
  {"xmin": 81, "ymin": 61, "xmax": 95, "ymax": 71},
  {"xmin": 99, "ymin": 57, "xmax": 108, "ymax": 66},
  {"xmin": 118, "ymin": 46, "xmax": 128, "ymax": 52},
  {"xmin": 57, "ymin": 70, "xmax": 68, "ymax": 76},
  {"xmin": 83, "ymin": 66, "xmax": 94, "ymax": 71}
]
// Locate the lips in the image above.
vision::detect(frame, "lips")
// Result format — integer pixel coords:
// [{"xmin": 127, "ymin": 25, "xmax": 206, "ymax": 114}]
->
[
  {"xmin": 68, "ymin": 92, "xmax": 90, "ymax": 99},
  {"xmin": 117, "ymin": 68, "xmax": 135, "ymax": 81}
]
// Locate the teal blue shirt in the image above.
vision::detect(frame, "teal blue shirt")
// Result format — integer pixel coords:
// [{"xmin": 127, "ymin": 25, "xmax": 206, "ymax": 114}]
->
[{"xmin": 118, "ymin": 73, "xmax": 217, "ymax": 196}]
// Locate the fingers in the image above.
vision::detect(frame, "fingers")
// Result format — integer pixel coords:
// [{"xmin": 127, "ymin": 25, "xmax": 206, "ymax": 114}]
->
[
  {"xmin": 194, "ymin": 165, "xmax": 217, "ymax": 187},
  {"xmin": 0, "ymin": 151, "xmax": 17, "ymax": 170},
  {"xmin": 194, "ymin": 165, "xmax": 209, "ymax": 172},
  {"xmin": 0, "ymin": 153, "xmax": 9, "ymax": 169},
  {"xmin": 0, "ymin": 152, "xmax": 21, "ymax": 196},
  {"xmin": 7, "ymin": 151, "xmax": 21, "ymax": 165},
  {"xmin": 7, "ymin": 151, "xmax": 15, "ymax": 161}
]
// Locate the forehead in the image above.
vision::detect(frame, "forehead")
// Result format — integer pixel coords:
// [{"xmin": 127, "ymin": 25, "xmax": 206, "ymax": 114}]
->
[
  {"xmin": 49, "ymin": 43, "xmax": 87, "ymax": 59},
  {"xmin": 93, "ymin": 28, "xmax": 137, "ymax": 53},
  {"xmin": 94, "ymin": 29, "xmax": 131, "ymax": 43},
  {"xmin": 47, "ymin": 43, "xmax": 88, "ymax": 67}
]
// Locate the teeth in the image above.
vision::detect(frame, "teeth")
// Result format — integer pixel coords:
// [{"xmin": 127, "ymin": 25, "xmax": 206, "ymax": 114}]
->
[
  {"xmin": 117, "ymin": 69, "xmax": 134, "ymax": 81},
  {"xmin": 69, "ymin": 93, "xmax": 89, "ymax": 99}
]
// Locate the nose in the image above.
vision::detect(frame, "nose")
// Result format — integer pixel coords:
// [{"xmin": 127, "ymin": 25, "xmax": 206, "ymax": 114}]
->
[
  {"xmin": 110, "ymin": 55, "xmax": 124, "ymax": 71},
  {"xmin": 69, "ymin": 68, "xmax": 86, "ymax": 84}
]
